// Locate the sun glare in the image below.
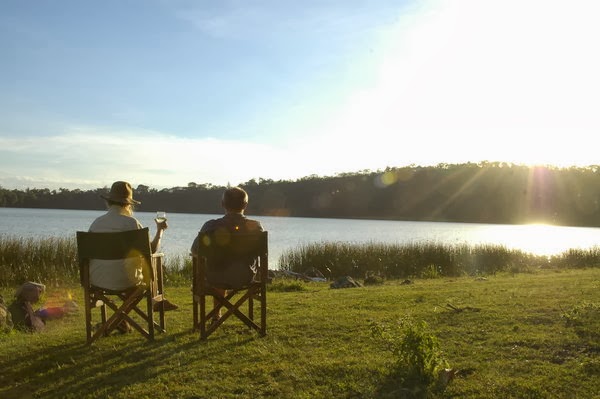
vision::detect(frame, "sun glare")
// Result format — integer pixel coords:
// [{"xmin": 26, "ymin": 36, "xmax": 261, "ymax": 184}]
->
[{"xmin": 469, "ymin": 223, "xmax": 599, "ymax": 257}]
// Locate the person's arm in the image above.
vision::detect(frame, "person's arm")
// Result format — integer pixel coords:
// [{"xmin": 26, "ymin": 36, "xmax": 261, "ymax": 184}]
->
[{"xmin": 150, "ymin": 219, "xmax": 168, "ymax": 253}]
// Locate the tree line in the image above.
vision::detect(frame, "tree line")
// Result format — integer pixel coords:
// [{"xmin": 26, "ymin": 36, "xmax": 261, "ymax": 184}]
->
[{"xmin": 1, "ymin": 162, "xmax": 600, "ymax": 227}]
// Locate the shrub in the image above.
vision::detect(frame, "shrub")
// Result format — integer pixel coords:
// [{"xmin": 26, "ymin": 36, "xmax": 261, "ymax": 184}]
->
[{"xmin": 370, "ymin": 317, "xmax": 449, "ymax": 397}]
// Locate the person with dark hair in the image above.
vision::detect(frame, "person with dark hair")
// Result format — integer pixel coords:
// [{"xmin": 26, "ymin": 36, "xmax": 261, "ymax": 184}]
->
[
  {"xmin": 88, "ymin": 181, "xmax": 177, "ymax": 312},
  {"xmin": 191, "ymin": 186, "xmax": 263, "ymax": 322}
]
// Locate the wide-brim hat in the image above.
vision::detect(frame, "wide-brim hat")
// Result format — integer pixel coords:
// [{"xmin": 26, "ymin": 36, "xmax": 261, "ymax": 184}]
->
[{"xmin": 100, "ymin": 181, "xmax": 141, "ymax": 205}]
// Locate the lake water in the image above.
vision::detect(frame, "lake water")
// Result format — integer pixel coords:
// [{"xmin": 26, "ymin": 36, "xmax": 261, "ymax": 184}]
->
[{"xmin": 1, "ymin": 208, "xmax": 599, "ymax": 267}]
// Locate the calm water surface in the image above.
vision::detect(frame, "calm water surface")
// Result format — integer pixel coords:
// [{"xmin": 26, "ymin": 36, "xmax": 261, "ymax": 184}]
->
[{"xmin": 1, "ymin": 208, "xmax": 599, "ymax": 267}]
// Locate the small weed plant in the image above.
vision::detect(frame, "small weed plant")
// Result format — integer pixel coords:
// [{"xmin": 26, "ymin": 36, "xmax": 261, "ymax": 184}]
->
[
  {"xmin": 420, "ymin": 264, "xmax": 442, "ymax": 279},
  {"xmin": 267, "ymin": 278, "xmax": 308, "ymax": 292},
  {"xmin": 371, "ymin": 317, "xmax": 449, "ymax": 397},
  {"xmin": 364, "ymin": 271, "xmax": 384, "ymax": 285}
]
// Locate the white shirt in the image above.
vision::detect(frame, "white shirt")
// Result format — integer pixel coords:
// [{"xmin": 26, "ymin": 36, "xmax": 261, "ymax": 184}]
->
[{"xmin": 88, "ymin": 206, "xmax": 145, "ymax": 290}]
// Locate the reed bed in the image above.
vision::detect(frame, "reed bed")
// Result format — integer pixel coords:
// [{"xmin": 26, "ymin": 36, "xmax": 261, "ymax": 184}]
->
[
  {"xmin": 1, "ymin": 235, "xmax": 599, "ymax": 287},
  {"xmin": 161, "ymin": 253, "xmax": 193, "ymax": 285},
  {"xmin": 550, "ymin": 246, "xmax": 600, "ymax": 268},
  {"xmin": 0, "ymin": 235, "xmax": 78, "ymax": 287},
  {"xmin": 279, "ymin": 241, "xmax": 599, "ymax": 278}
]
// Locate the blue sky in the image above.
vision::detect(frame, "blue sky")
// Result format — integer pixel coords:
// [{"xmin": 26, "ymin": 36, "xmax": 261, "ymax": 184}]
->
[{"xmin": 1, "ymin": 0, "xmax": 599, "ymax": 190}]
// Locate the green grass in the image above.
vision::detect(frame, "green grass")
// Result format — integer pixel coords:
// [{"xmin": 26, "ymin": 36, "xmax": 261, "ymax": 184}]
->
[{"xmin": 1, "ymin": 268, "xmax": 599, "ymax": 398}]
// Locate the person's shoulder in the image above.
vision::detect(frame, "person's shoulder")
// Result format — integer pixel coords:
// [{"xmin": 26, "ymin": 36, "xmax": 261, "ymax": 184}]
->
[
  {"xmin": 89, "ymin": 212, "xmax": 141, "ymax": 232},
  {"xmin": 129, "ymin": 216, "xmax": 143, "ymax": 229},
  {"xmin": 199, "ymin": 218, "xmax": 220, "ymax": 233},
  {"xmin": 89, "ymin": 213, "xmax": 109, "ymax": 231},
  {"xmin": 245, "ymin": 218, "xmax": 264, "ymax": 232}
]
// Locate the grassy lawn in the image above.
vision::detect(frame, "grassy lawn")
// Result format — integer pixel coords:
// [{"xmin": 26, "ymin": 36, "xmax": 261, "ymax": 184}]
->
[{"xmin": 1, "ymin": 268, "xmax": 599, "ymax": 398}]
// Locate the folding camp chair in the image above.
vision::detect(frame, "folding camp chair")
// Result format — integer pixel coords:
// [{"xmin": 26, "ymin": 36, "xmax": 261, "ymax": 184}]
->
[
  {"xmin": 77, "ymin": 228, "xmax": 166, "ymax": 344},
  {"xmin": 192, "ymin": 231, "xmax": 268, "ymax": 340}
]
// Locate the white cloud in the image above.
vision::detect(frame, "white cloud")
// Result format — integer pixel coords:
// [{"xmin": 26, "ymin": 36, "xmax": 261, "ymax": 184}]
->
[{"xmin": 0, "ymin": 126, "xmax": 307, "ymax": 189}]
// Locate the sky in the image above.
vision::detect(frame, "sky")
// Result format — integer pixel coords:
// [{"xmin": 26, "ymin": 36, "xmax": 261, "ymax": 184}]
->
[{"xmin": 1, "ymin": 0, "xmax": 599, "ymax": 190}]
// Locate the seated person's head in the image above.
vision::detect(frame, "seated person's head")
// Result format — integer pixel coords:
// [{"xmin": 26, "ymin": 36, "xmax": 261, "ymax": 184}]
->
[
  {"xmin": 222, "ymin": 187, "xmax": 248, "ymax": 213},
  {"xmin": 101, "ymin": 181, "xmax": 140, "ymax": 215}
]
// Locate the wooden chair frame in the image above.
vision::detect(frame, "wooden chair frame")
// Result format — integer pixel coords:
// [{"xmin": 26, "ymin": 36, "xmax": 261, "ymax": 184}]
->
[
  {"xmin": 192, "ymin": 231, "xmax": 268, "ymax": 340},
  {"xmin": 77, "ymin": 228, "xmax": 166, "ymax": 344}
]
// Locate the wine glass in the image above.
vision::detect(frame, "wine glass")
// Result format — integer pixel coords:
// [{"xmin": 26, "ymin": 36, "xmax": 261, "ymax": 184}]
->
[{"xmin": 155, "ymin": 211, "xmax": 167, "ymax": 223}]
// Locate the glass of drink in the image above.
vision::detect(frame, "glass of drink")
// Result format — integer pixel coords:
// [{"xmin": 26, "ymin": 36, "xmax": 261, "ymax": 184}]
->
[{"xmin": 155, "ymin": 211, "xmax": 167, "ymax": 223}]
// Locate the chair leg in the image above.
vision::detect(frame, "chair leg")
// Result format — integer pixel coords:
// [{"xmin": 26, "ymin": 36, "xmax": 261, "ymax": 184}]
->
[
  {"xmin": 89, "ymin": 288, "xmax": 155, "ymax": 342},
  {"xmin": 249, "ymin": 295, "xmax": 254, "ymax": 322},
  {"xmin": 154, "ymin": 254, "xmax": 166, "ymax": 332},
  {"xmin": 261, "ymin": 283, "xmax": 267, "ymax": 336},
  {"xmin": 192, "ymin": 294, "xmax": 199, "ymax": 331},
  {"xmin": 85, "ymin": 292, "xmax": 93, "ymax": 344},
  {"xmin": 147, "ymin": 291, "xmax": 154, "ymax": 340},
  {"xmin": 192, "ymin": 298, "xmax": 198, "ymax": 331},
  {"xmin": 192, "ymin": 280, "xmax": 199, "ymax": 331},
  {"xmin": 199, "ymin": 290, "xmax": 207, "ymax": 339},
  {"xmin": 198, "ymin": 287, "xmax": 267, "ymax": 340},
  {"xmin": 100, "ymin": 303, "xmax": 108, "ymax": 337}
]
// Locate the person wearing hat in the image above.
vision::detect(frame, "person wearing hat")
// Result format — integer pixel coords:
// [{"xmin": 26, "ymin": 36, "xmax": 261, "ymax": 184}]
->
[{"xmin": 88, "ymin": 181, "xmax": 169, "ymax": 293}]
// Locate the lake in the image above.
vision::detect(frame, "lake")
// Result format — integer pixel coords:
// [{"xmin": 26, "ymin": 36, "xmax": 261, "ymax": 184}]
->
[{"xmin": 1, "ymin": 208, "xmax": 599, "ymax": 267}]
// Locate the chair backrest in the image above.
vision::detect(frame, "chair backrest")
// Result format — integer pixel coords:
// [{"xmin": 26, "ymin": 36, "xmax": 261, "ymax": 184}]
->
[
  {"xmin": 196, "ymin": 230, "xmax": 268, "ymax": 259},
  {"xmin": 196, "ymin": 230, "xmax": 268, "ymax": 288},
  {"xmin": 76, "ymin": 228, "xmax": 153, "ymax": 284}
]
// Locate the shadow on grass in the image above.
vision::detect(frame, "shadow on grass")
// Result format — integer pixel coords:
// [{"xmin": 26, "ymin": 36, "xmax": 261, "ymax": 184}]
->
[
  {"xmin": 0, "ymin": 327, "xmax": 257, "ymax": 399},
  {"xmin": 373, "ymin": 372, "xmax": 458, "ymax": 399},
  {"xmin": 374, "ymin": 373, "xmax": 424, "ymax": 399}
]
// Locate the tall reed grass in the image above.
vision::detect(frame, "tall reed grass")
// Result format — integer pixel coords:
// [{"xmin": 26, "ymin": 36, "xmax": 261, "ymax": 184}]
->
[
  {"xmin": 0, "ymin": 235, "xmax": 191, "ymax": 288},
  {"xmin": 550, "ymin": 246, "xmax": 600, "ymax": 268},
  {"xmin": 1, "ymin": 236, "xmax": 599, "ymax": 287},
  {"xmin": 279, "ymin": 241, "xmax": 600, "ymax": 278},
  {"xmin": 0, "ymin": 235, "xmax": 78, "ymax": 287}
]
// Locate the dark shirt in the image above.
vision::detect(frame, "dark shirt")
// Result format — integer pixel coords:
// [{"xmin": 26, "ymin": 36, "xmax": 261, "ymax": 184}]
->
[
  {"xmin": 190, "ymin": 213, "xmax": 264, "ymax": 288},
  {"xmin": 190, "ymin": 213, "xmax": 263, "ymax": 256}
]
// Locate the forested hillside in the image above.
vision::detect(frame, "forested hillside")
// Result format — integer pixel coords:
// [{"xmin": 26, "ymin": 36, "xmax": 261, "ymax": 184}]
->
[{"xmin": 2, "ymin": 162, "xmax": 600, "ymax": 227}]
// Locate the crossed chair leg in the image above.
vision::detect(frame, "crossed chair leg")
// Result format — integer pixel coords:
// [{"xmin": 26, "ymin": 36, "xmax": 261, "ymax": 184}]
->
[
  {"xmin": 199, "ymin": 288, "xmax": 265, "ymax": 340},
  {"xmin": 88, "ymin": 286, "xmax": 165, "ymax": 344}
]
